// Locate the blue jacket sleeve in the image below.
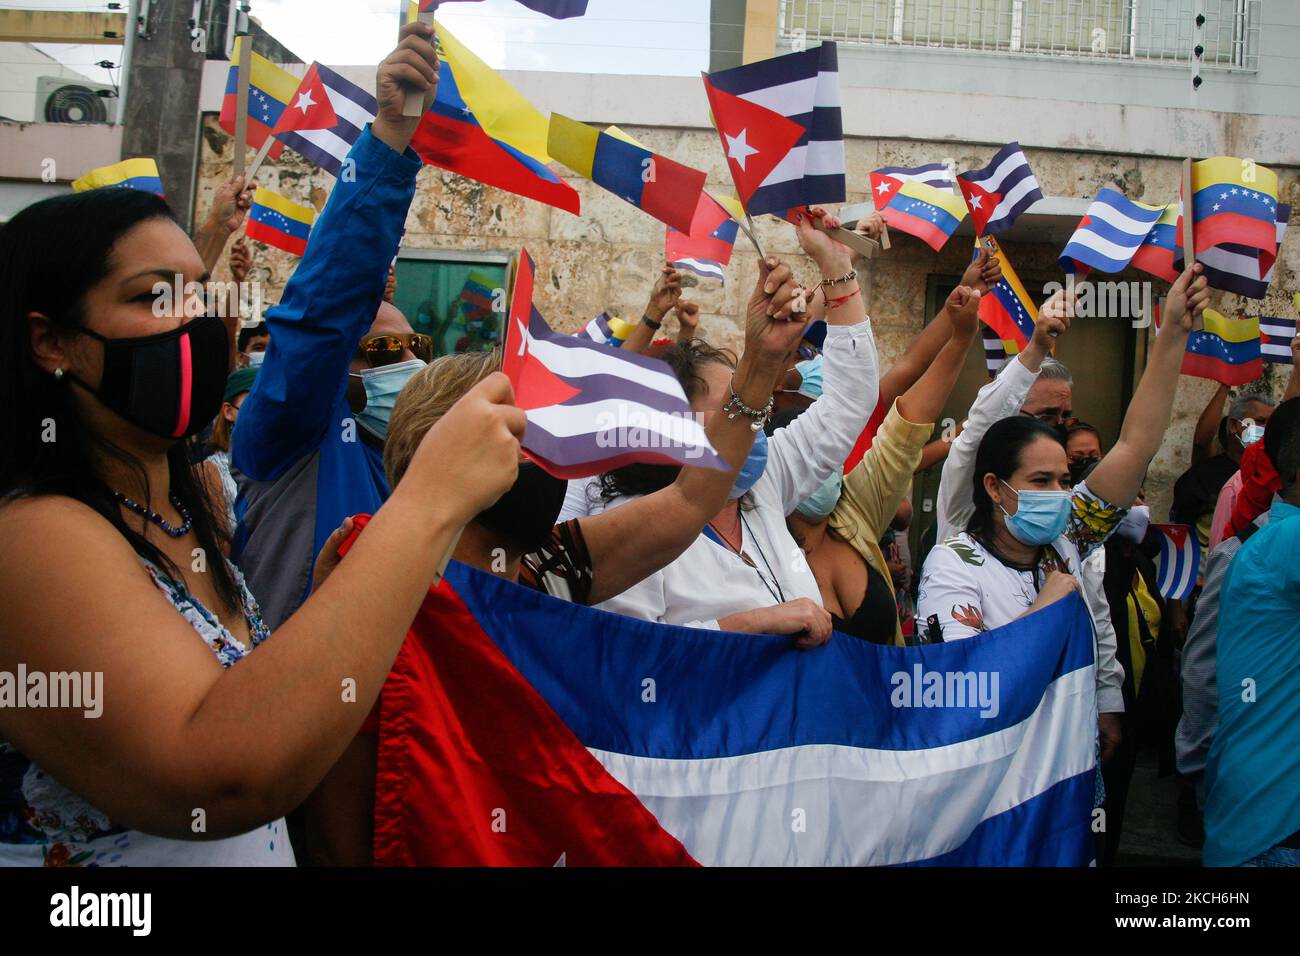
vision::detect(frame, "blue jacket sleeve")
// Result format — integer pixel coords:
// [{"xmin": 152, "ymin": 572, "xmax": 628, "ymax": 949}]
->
[{"xmin": 233, "ymin": 127, "xmax": 422, "ymax": 482}]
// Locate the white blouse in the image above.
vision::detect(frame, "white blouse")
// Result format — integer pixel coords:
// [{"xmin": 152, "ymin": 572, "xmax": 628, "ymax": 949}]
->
[{"xmin": 590, "ymin": 318, "xmax": 880, "ymax": 628}]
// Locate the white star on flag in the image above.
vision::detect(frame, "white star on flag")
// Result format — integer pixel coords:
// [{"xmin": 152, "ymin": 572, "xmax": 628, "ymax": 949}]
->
[
  {"xmin": 969, "ymin": 195, "xmax": 983, "ymax": 210},
  {"xmin": 294, "ymin": 90, "xmax": 316, "ymax": 114},
  {"xmin": 875, "ymin": 181, "xmax": 892, "ymax": 195},
  {"xmin": 725, "ymin": 129, "xmax": 759, "ymax": 171}
]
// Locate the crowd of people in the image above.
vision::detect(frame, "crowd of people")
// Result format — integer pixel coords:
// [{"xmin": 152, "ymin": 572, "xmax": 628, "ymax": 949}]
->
[{"xmin": 1, "ymin": 22, "xmax": 1297, "ymax": 868}]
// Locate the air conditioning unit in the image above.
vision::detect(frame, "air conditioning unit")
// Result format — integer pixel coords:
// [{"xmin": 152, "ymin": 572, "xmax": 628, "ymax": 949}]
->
[{"xmin": 35, "ymin": 77, "xmax": 117, "ymax": 124}]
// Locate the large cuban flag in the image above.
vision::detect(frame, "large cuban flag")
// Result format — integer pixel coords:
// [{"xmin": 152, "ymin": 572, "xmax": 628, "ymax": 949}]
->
[{"xmin": 371, "ymin": 558, "xmax": 1099, "ymax": 866}]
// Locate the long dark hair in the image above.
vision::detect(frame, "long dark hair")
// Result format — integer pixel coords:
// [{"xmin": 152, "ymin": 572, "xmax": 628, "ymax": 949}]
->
[
  {"xmin": 967, "ymin": 415, "xmax": 1065, "ymax": 543},
  {"xmin": 596, "ymin": 338, "xmax": 739, "ymax": 502},
  {"xmin": 0, "ymin": 189, "xmax": 241, "ymax": 613}
]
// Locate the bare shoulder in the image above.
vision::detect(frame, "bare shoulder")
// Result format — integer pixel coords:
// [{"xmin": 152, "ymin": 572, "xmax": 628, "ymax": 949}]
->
[{"xmin": 0, "ymin": 493, "xmax": 151, "ymax": 603}]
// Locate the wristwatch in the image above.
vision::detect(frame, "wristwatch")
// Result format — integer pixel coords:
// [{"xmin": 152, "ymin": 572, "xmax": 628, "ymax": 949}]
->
[{"xmin": 641, "ymin": 312, "xmax": 663, "ymax": 330}]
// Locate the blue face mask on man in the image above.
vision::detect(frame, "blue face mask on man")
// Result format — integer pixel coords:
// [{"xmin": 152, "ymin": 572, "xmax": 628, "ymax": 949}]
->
[
  {"xmin": 999, "ymin": 479, "xmax": 1072, "ymax": 546},
  {"xmin": 729, "ymin": 428, "xmax": 768, "ymax": 500},
  {"xmin": 354, "ymin": 358, "xmax": 425, "ymax": 441},
  {"xmin": 1241, "ymin": 422, "xmax": 1266, "ymax": 447}
]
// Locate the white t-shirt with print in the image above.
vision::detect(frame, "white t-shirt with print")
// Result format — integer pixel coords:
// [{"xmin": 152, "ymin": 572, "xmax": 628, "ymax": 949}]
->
[{"xmin": 917, "ymin": 480, "xmax": 1127, "ymax": 641}]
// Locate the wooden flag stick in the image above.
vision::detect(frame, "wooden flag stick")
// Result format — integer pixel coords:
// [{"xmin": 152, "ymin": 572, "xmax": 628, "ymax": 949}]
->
[
  {"xmin": 233, "ymin": 35, "xmax": 252, "ymax": 179},
  {"xmin": 819, "ymin": 221, "xmax": 881, "ymax": 259},
  {"xmin": 1181, "ymin": 157, "xmax": 1205, "ymax": 332},
  {"xmin": 245, "ymin": 138, "xmax": 275, "ymax": 184},
  {"xmin": 741, "ymin": 211, "xmax": 766, "ymax": 261},
  {"xmin": 431, "ymin": 529, "xmax": 462, "ymax": 586},
  {"xmin": 403, "ymin": 10, "xmax": 438, "ymax": 117}
]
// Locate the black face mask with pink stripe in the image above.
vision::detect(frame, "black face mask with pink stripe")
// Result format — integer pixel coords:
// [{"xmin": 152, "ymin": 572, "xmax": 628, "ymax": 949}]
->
[{"xmin": 65, "ymin": 314, "xmax": 230, "ymax": 441}]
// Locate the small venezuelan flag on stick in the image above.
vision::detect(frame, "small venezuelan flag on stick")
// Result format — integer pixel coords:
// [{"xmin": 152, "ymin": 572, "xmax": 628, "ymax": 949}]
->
[{"xmin": 244, "ymin": 187, "xmax": 316, "ymax": 257}]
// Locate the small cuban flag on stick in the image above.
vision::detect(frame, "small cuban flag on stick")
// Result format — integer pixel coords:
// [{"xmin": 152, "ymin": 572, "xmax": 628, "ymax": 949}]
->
[
  {"xmin": 1151, "ymin": 524, "xmax": 1201, "ymax": 600},
  {"xmin": 245, "ymin": 187, "xmax": 316, "ymax": 257},
  {"xmin": 958, "ymin": 142, "xmax": 1044, "ymax": 237},
  {"xmin": 503, "ymin": 250, "xmax": 726, "ymax": 478}
]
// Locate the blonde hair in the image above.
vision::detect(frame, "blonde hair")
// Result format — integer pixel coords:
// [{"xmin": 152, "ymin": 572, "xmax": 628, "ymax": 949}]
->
[{"xmin": 384, "ymin": 349, "xmax": 502, "ymax": 488}]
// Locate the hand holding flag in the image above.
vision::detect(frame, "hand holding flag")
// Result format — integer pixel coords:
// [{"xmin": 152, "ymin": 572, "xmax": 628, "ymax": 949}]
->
[
  {"xmin": 1161, "ymin": 262, "xmax": 1211, "ymax": 336},
  {"xmin": 378, "ymin": 20, "xmax": 440, "ymax": 136}
]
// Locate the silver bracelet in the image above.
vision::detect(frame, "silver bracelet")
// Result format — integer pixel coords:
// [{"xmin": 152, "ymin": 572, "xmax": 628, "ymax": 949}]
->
[{"xmin": 723, "ymin": 377, "xmax": 775, "ymax": 432}]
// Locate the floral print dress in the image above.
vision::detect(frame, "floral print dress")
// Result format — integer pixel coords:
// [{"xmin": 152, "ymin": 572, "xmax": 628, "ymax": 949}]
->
[{"xmin": 0, "ymin": 558, "xmax": 295, "ymax": 867}]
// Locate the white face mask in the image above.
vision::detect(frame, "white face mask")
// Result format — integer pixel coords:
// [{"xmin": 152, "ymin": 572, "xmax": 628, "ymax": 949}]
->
[
  {"xmin": 1115, "ymin": 504, "xmax": 1150, "ymax": 544},
  {"xmin": 246, "ymin": 351, "xmax": 266, "ymax": 368}
]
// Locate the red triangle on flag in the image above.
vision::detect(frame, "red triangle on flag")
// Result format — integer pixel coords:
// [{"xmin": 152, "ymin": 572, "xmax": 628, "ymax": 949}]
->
[
  {"xmin": 702, "ymin": 76, "xmax": 806, "ymax": 210},
  {"xmin": 960, "ymin": 178, "xmax": 1001, "ymax": 236},
  {"xmin": 869, "ymin": 172, "xmax": 901, "ymax": 209},
  {"xmin": 503, "ymin": 252, "xmax": 582, "ymax": 412},
  {"xmin": 272, "ymin": 63, "xmax": 339, "ymax": 137}
]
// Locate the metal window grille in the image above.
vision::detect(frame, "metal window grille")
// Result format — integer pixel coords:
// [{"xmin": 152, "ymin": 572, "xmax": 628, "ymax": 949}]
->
[{"xmin": 779, "ymin": 0, "xmax": 1260, "ymax": 69}]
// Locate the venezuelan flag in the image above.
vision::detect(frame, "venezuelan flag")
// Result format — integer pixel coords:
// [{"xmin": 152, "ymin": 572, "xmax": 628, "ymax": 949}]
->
[
  {"xmin": 460, "ymin": 270, "xmax": 498, "ymax": 320},
  {"xmin": 245, "ymin": 187, "xmax": 315, "ymax": 257},
  {"xmin": 548, "ymin": 116, "xmax": 706, "ymax": 234},
  {"xmin": 1130, "ymin": 201, "xmax": 1180, "ymax": 283},
  {"xmin": 869, "ymin": 173, "xmax": 966, "ymax": 251},
  {"xmin": 1190, "ymin": 156, "xmax": 1279, "ymax": 256},
  {"xmin": 219, "ymin": 37, "xmax": 295, "ymax": 160},
  {"xmin": 1182, "ymin": 309, "xmax": 1262, "ymax": 386},
  {"xmin": 977, "ymin": 237, "xmax": 1036, "ymax": 354},
  {"xmin": 410, "ymin": 19, "xmax": 579, "ymax": 215},
  {"xmin": 71, "ymin": 158, "xmax": 164, "ymax": 196}
]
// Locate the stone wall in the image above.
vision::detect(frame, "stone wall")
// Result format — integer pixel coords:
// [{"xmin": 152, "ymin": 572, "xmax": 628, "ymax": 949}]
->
[{"xmin": 195, "ymin": 114, "xmax": 1298, "ymax": 523}]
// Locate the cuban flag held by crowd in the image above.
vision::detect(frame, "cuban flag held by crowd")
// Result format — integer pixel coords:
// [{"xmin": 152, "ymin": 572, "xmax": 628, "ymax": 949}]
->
[
  {"xmin": 703, "ymin": 43, "xmax": 846, "ymax": 218},
  {"xmin": 1152, "ymin": 524, "xmax": 1200, "ymax": 601},
  {"xmin": 368, "ymin": 558, "xmax": 1099, "ymax": 866},
  {"xmin": 958, "ymin": 142, "xmax": 1044, "ymax": 237},
  {"xmin": 503, "ymin": 250, "xmax": 725, "ymax": 478}
]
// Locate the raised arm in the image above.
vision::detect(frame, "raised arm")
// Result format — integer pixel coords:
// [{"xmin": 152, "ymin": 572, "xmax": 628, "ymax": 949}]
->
[
  {"xmin": 192, "ymin": 175, "xmax": 253, "ymax": 275},
  {"xmin": 934, "ymin": 295, "xmax": 1070, "ymax": 539},
  {"xmin": 1086, "ymin": 264, "xmax": 1210, "ymax": 508},
  {"xmin": 621, "ymin": 263, "xmax": 681, "ymax": 355},
  {"xmin": 1192, "ymin": 382, "xmax": 1230, "ymax": 465},
  {"xmin": 232, "ymin": 33, "xmax": 435, "ymax": 482},
  {"xmin": 580, "ymin": 256, "xmax": 808, "ymax": 605}
]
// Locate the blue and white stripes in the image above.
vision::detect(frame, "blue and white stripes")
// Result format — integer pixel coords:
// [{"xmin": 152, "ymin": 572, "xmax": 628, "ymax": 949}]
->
[{"xmin": 1059, "ymin": 187, "xmax": 1167, "ymax": 274}]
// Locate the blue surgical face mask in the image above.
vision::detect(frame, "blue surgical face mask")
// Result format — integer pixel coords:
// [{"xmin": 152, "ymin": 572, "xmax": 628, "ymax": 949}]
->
[
  {"xmin": 729, "ymin": 428, "xmax": 768, "ymax": 500},
  {"xmin": 354, "ymin": 358, "xmax": 425, "ymax": 441},
  {"xmin": 245, "ymin": 350, "xmax": 266, "ymax": 368},
  {"xmin": 796, "ymin": 469, "xmax": 843, "ymax": 520},
  {"xmin": 1241, "ymin": 422, "xmax": 1266, "ymax": 447},
  {"xmin": 999, "ymin": 479, "xmax": 1072, "ymax": 546},
  {"xmin": 792, "ymin": 355, "xmax": 824, "ymax": 400}
]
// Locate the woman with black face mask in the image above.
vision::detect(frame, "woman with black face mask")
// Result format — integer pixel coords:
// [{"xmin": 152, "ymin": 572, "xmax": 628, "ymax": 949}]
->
[{"xmin": 0, "ymin": 22, "xmax": 526, "ymax": 867}]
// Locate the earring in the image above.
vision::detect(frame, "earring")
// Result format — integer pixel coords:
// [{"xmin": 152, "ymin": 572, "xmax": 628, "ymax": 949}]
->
[{"xmin": 53, "ymin": 367, "xmax": 64, "ymax": 381}]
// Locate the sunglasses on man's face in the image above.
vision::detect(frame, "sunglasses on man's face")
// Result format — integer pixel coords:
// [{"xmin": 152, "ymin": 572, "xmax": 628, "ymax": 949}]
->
[{"xmin": 360, "ymin": 333, "xmax": 434, "ymax": 367}]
